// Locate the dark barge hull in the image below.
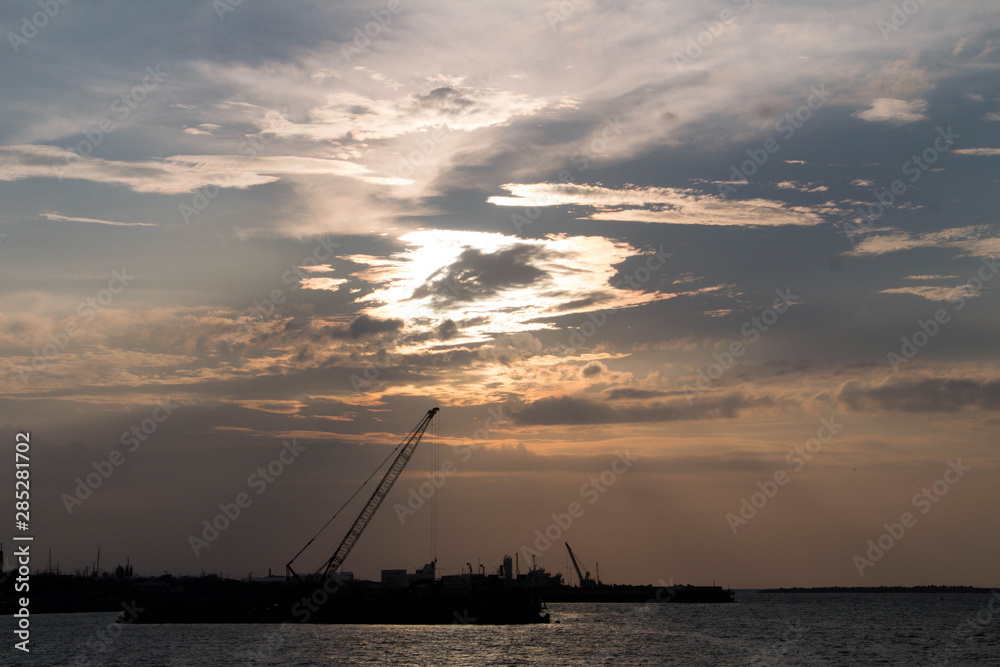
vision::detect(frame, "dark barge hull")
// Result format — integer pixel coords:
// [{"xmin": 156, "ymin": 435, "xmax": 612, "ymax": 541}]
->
[
  {"xmin": 3, "ymin": 573, "xmax": 549, "ymax": 624},
  {"xmin": 121, "ymin": 581, "xmax": 550, "ymax": 625}
]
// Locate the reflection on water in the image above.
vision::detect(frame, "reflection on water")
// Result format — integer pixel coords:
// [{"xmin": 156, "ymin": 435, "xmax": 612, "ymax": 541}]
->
[{"xmin": 13, "ymin": 591, "xmax": 999, "ymax": 666}]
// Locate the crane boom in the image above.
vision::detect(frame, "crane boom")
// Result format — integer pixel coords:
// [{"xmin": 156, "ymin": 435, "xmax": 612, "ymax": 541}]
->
[
  {"xmin": 565, "ymin": 542, "xmax": 589, "ymax": 587},
  {"xmin": 287, "ymin": 407, "xmax": 439, "ymax": 583}
]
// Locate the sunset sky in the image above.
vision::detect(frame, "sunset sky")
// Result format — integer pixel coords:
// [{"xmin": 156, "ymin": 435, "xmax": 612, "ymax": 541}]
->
[{"xmin": 2, "ymin": 0, "xmax": 999, "ymax": 588}]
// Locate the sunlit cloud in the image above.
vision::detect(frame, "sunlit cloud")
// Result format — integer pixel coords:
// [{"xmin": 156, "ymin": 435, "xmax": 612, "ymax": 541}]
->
[
  {"xmin": 852, "ymin": 98, "xmax": 928, "ymax": 124},
  {"xmin": 0, "ymin": 145, "xmax": 386, "ymax": 194},
  {"xmin": 39, "ymin": 212, "xmax": 157, "ymax": 227},
  {"xmin": 488, "ymin": 183, "xmax": 836, "ymax": 227},
  {"xmin": 265, "ymin": 85, "xmax": 550, "ymax": 141},
  {"xmin": 953, "ymin": 148, "xmax": 1000, "ymax": 156},
  {"xmin": 300, "ymin": 277, "xmax": 348, "ymax": 290},
  {"xmin": 316, "ymin": 230, "xmax": 677, "ymax": 345},
  {"xmin": 183, "ymin": 123, "xmax": 222, "ymax": 136},
  {"xmin": 847, "ymin": 225, "xmax": 1000, "ymax": 257},
  {"xmin": 774, "ymin": 181, "xmax": 829, "ymax": 193},
  {"xmin": 233, "ymin": 399, "xmax": 307, "ymax": 415},
  {"xmin": 879, "ymin": 284, "xmax": 981, "ymax": 302}
]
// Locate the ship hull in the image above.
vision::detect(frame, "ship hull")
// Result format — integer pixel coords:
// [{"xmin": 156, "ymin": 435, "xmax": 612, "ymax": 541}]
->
[{"xmin": 121, "ymin": 580, "xmax": 550, "ymax": 625}]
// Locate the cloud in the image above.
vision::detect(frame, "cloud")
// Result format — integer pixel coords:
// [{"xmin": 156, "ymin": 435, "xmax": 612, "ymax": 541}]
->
[
  {"xmin": 604, "ymin": 387, "xmax": 670, "ymax": 400},
  {"xmin": 289, "ymin": 314, "xmax": 406, "ymax": 341},
  {"xmin": 348, "ymin": 314, "xmax": 404, "ymax": 338},
  {"xmin": 0, "ymin": 145, "xmax": 384, "ymax": 194},
  {"xmin": 3, "ymin": 0, "xmax": 1000, "ymax": 588},
  {"xmin": 410, "ymin": 245, "xmax": 548, "ymax": 305},
  {"xmin": 774, "ymin": 181, "xmax": 829, "ymax": 193},
  {"xmin": 903, "ymin": 275, "xmax": 960, "ymax": 281},
  {"xmin": 265, "ymin": 85, "xmax": 549, "ymax": 141},
  {"xmin": 581, "ymin": 361, "xmax": 607, "ymax": 378},
  {"xmin": 953, "ymin": 148, "xmax": 1000, "ymax": 156},
  {"xmin": 840, "ymin": 378, "xmax": 1000, "ymax": 413},
  {"xmin": 847, "ymin": 226, "xmax": 1000, "ymax": 257},
  {"xmin": 852, "ymin": 98, "xmax": 928, "ymax": 124},
  {"xmin": 326, "ymin": 230, "xmax": 679, "ymax": 345},
  {"xmin": 299, "ymin": 277, "xmax": 348, "ymax": 290},
  {"xmin": 488, "ymin": 183, "xmax": 835, "ymax": 227},
  {"xmin": 183, "ymin": 123, "xmax": 222, "ymax": 136},
  {"xmin": 39, "ymin": 213, "xmax": 157, "ymax": 227},
  {"xmin": 513, "ymin": 393, "xmax": 770, "ymax": 425},
  {"xmin": 878, "ymin": 285, "xmax": 981, "ymax": 302},
  {"xmin": 436, "ymin": 319, "xmax": 458, "ymax": 340}
]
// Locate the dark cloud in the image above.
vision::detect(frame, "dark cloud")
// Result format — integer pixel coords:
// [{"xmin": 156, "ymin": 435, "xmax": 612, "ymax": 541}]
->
[
  {"xmin": 437, "ymin": 319, "xmax": 458, "ymax": 339},
  {"xmin": 230, "ymin": 313, "xmax": 404, "ymax": 353},
  {"xmin": 411, "ymin": 245, "xmax": 549, "ymax": 305},
  {"xmin": 412, "ymin": 87, "xmax": 476, "ymax": 115},
  {"xmin": 605, "ymin": 388, "xmax": 670, "ymax": 400},
  {"xmin": 348, "ymin": 314, "xmax": 404, "ymax": 338},
  {"xmin": 512, "ymin": 393, "xmax": 769, "ymax": 425},
  {"xmin": 839, "ymin": 378, "xmax": 1000, "ymax": 413},
  {"xmin": 554, "ymin": 293, "xmax": 612, "ymax": 312}
]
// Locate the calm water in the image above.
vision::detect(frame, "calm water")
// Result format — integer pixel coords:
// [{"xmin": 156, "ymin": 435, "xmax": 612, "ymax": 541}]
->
[{"xmin": 8, "ymin": 592, "xmax": 999, "ymax": 665}]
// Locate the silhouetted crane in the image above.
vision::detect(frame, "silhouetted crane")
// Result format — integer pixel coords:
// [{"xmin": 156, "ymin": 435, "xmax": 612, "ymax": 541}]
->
[
  {"xmin": 565, "ymin": 542, "xmax": 597, "ymax": 588},
  {"xmin": 286, "ymin": 407, "xmax": 439, "ymax": 583}
]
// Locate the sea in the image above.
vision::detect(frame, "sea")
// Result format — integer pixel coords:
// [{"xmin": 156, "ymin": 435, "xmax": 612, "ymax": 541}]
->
[{"xmin": 10, "ymin": 591, "xmax": 999, "ymax": 666}]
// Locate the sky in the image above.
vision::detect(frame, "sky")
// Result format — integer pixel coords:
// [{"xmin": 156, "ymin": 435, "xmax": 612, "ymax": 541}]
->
[{"xmin": 1, "ymin": 0, "xmax": 999, "ymax": 588}]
